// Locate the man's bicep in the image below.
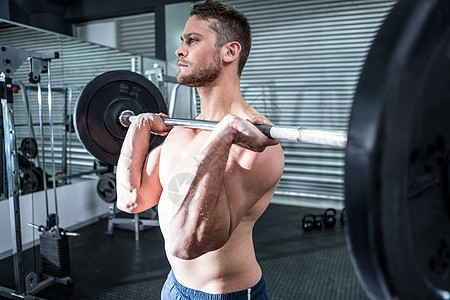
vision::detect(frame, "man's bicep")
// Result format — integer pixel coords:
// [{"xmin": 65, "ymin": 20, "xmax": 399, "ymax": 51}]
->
[
  {"xmin": 245, "ymin": 144, "xmax": 284, "ymax": 195},
  {"xmin": 229, "ymin": 145, "xmax": 284, "ymax": 217}
]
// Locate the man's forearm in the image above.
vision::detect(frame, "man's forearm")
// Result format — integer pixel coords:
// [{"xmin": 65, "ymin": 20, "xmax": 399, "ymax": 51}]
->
[{"xmin": 116, "ymin": 118, "xmax": 153, "ymax": 211}]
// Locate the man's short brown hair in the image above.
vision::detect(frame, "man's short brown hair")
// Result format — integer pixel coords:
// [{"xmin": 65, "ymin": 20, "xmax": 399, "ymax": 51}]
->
[{"xmin": 190, "ymin": 0, "xmax": 251, "ymax": 77}]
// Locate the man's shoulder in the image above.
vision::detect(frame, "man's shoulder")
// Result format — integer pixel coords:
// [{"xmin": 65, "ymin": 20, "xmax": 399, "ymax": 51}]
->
[{"xmin": 235, "ymin": 104, "xmax": 265, "ymax": 120}]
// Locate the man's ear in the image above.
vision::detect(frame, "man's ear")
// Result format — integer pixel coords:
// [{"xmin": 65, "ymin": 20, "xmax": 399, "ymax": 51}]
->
[{"xmin": 222, "ymin": 41, "xmax": 241, "ymax": 63}]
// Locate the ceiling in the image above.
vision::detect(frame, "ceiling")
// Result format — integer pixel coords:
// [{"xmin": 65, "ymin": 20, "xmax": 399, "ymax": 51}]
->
[{"xmin": 2, "ymin": 0, "xmax": 192, "ymax": 35}]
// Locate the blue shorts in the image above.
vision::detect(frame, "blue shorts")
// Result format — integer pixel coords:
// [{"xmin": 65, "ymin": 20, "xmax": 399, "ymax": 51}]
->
[{"xmin": 161, "ymin": 270, "xmax": 269, "ymax": 300}]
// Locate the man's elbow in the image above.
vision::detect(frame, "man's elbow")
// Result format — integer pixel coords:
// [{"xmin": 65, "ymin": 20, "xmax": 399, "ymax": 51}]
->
[
  {"xmin": 169, "ymin": 232, "xmax": 229, "ymax": 260},
  {"xmin": 116, "ymin": 189, "xmax": 140, "ymax": 213},
  {"xmin": 116, "ymin": 197, "xmax": 136, "ymax": 213},
  {"xmin": 170, "ymin": 246, "xmax": 203, "ymax": 260}
]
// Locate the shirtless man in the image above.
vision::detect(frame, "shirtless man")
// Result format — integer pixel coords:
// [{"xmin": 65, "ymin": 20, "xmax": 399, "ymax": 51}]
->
[{"xmin": 117, "ymin": 1, "xmax": 285, "ymax": 299}]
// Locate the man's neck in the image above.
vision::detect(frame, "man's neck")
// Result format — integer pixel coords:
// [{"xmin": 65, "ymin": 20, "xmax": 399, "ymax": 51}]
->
[{"xmin": 196, "ymin": 74, "xmax": 247, "ymax": 121}]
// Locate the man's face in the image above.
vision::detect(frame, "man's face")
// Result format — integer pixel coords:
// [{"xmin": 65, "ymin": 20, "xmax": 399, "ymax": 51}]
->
[{"xmin": 175, "ymin": 16, "xmax": 223, "ymax": 87}]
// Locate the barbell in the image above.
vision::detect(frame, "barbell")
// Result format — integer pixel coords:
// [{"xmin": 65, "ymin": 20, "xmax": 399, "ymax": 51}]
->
[
  {"xmin": 73, "ymin": 0, "xmax": 449, "ymax": 299},
  {"xmin": 74, "ymin": 68, "xmax": 348, "ymax": 166},
  {"xmin": 118, "ymin": 109, "xmax": 348, "ymax": 147}
]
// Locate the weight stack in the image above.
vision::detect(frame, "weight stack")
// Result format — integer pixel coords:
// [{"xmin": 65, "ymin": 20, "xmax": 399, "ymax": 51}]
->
[{"xmin": 40, "ymin": 229, "xmax": 71, "ymax": 278}]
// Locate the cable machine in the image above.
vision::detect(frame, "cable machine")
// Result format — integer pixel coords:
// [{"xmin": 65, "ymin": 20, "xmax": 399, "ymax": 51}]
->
[{"xmin": 0, "ymin": 45, "xmax": 77, "ymax": 299}]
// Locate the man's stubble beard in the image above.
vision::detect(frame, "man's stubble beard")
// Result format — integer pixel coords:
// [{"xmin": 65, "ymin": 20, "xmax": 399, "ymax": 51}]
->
[{"xmin": 176, "ymin": 50, "xmax": 223, "ymax": 87}]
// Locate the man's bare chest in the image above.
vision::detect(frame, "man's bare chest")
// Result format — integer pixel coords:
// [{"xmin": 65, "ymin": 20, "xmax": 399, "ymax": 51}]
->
[
  {"xmin": 158, "ymin": 127, "xmax": 244, "ymax": 189},
  {"xmin": 159, "ymin": 128, "xmax": 213, "ymax": 185}
]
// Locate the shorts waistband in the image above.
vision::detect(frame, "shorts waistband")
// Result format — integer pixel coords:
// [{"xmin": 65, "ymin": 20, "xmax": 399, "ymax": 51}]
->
[{"xmin": 167, "ymin": 270, "xmax": 267, "ymax": 300}]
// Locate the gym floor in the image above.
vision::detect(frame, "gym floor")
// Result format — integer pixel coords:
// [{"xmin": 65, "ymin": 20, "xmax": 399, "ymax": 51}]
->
[{"xmin": 0, "ymin": 204, "xmax": 368, "ymax": 300}]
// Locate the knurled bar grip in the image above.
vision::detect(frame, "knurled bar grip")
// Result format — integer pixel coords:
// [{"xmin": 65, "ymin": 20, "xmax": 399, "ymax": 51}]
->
[{"xmin": 119, "ymin": 110, "xmax": 347, "ymax": 148}]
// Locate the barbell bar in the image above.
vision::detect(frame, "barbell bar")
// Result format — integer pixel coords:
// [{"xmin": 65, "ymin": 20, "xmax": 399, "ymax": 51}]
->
[
  {"xmin": 74, "ymin": 70, "xmax": 347, "ymax": 168},
  {"xmin": 73, "ymin": 0, "xmax": 450, "ymax": 299},
  {"xmin": 118, "ymin": 109, "xmax": 348, "ymax": 148}
]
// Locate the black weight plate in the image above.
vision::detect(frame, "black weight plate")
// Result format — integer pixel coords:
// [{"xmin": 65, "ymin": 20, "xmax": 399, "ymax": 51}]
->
[
  {"xmin": 345, "ymin": 0, "xmax": 450, "ymax": 299},
  {"xmin": 74, "ymin": 70, "xmax": 168, "ymax": 165},
  {"xmin": 21, "ymin": 167, "xmax": 44, "ymax": 195},
  {"xmin": 20, "ymin": 137, "xmax": 38, "ymax": 159},
  {"xmin": 97, "ymin": 173, "xmax": 117, "ymax": 203}
]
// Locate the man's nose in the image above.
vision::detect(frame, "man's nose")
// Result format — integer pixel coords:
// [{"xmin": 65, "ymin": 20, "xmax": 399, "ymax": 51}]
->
[{"xmin": 175, "ymin": 45, "xmax": 186, "ymax": 58}]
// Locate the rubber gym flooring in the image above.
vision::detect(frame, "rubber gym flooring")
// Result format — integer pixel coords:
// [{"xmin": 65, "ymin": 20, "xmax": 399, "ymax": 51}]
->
[{"xmin": 0, "ymin": 203, "xmax": 369, "ymax": 299}]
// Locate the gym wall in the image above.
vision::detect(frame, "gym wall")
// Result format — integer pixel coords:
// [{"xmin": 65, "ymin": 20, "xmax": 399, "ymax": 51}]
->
[
  {"xmin": 76, "ymin": 12, "xmax": 157, "ymax": 58},
  {"xmin": 222, "ymin": 0, "xmax": 397, "ymax": 208}
]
